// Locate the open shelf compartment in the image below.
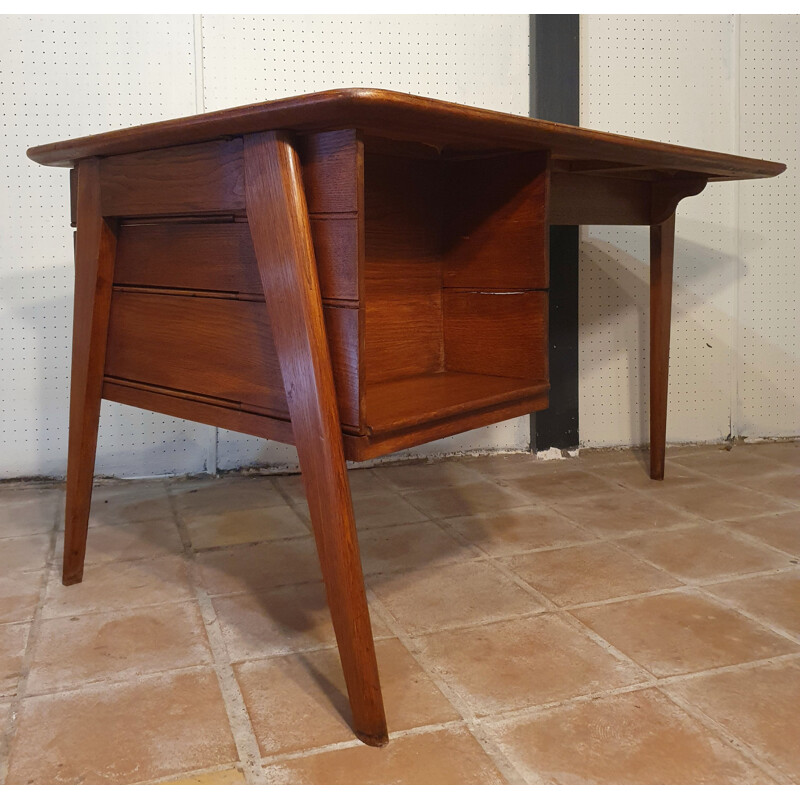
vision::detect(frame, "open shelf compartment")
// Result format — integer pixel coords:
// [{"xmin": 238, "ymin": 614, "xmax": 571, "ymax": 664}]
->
[{"xmin": 359, "ymin": 139, "xmax": 551, "ymax": 441}]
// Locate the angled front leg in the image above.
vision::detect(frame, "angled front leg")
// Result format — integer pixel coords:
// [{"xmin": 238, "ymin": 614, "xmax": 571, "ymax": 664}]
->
[
  {"xmin": 243, "ymin": 131, "xmax": 388, "ymax": 747},
  {"xmin": 63, "ymin": 159, "xmax": 118, "ymax": 584},
  {"xmin": 649, "ymin": 213, "xmax": 676, "ymax": 480}
]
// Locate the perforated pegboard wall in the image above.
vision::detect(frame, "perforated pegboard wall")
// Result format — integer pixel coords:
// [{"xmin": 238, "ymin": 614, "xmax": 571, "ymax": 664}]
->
[
  {"xmin": 579, "ymin": 15, "xmax": 742, "ymax": 447},
  {"xmin": 200, "ymin": 14, "xmax": 531, "ymax": 470},
  {"xmin": 0, "ymin": 15, "xmax": 213, "ymax": 478},
  {"xmin": 738, "ymin": 16, "xmax": 800, "ymax": 438}
]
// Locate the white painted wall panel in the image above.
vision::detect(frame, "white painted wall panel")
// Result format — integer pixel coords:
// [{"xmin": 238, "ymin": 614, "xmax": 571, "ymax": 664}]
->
[
  {"xmin": 200, "ymin": 14, "xmax": 531, "ymax": 469},
  {"xmin": 737, "ymin": 16, "xmax": 800, "ymax": 438},
  {"xmin": 579, "ymin": 15, "xmax": 740, "ymax": 446},
  {"xmin": 0, "ymin": 15, "xmax": 214, "ymax": 479}
]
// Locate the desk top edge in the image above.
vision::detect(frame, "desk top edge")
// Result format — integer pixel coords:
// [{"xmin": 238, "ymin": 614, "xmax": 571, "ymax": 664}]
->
[{"xmin": 26, "ymin": 87, "xmax": 785, "ymax": 180}]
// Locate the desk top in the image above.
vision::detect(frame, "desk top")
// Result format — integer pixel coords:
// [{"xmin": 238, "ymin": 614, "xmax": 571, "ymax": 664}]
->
[{"xmin": 28, "ymin": 88, "xmax": 784, "ymax": 182}]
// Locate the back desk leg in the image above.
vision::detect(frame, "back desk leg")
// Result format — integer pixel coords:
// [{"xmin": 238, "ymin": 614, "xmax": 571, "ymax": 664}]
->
[
  {"xmin": 650, "ymin": 213, "xmax": 676, "ymax": 480},
  {"xmin": 63, "ymin": 158, "xmax": 118, "ymax": 585},
  {"xmin": 243, "ymin": 131, "xmax": 388, "ymax": 747}
]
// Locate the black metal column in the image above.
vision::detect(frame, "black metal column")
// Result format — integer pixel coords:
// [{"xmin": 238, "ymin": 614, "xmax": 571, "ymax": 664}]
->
[{"xmin": 530, "ymin": 14, "xmax": 580, "ymax": 451}]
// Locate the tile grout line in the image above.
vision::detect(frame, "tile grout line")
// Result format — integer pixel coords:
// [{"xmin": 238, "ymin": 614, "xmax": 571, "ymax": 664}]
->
[
  {"xmin": 363, "ymin": 587, "xmax": 530, "ymax": 785},
  {"xmin": 0, "ymin": 493, "xmax": 60, "ymax": 785},
  {"xmin": 258, "ymin": 719, "xmax": 470, "ymax": 771},
  {"xmin": 165, "ymin": 488, "xmax": 267, "ymax": 786}
]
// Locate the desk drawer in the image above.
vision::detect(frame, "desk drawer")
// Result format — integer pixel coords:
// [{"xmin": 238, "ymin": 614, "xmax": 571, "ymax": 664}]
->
[
  {"xmin": 104, "ymin": 290, "xmax": 360, "ymax": 427},
  {"xmin": 114, "ymin": 218, "xmax": 359, "ymax": 301}
]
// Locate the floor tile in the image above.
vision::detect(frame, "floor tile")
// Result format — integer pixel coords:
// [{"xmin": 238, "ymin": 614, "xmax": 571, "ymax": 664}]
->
[
  {"xmin": 196, "ymin": 537, "xmax": 322, "ymax": 596},
  {"xmin": 727, "ymin": 511, "xmax": 800, "ymax": 555},
  {"xmin": 27, "ymin": 602, "xmax": 212, "ymax": 694},
  {"xmin": 211, "ymin": 581, "xmax": 390, "ymax": 662},
  {"xmin": 703, "ymin": 572, "xmax": 800, "ymax": 638},
  {"xmin": 445, "ymin": 506, "xmax": 594, "ymax": 557},
  {"xmin": 0, "ymin": 488, "xmax": 59, "ymax": 538},
  {"xmin": 352, "ymin": 492, "xmax": 431, "ymax": 529},
  {"xmin": 263, "ymin": 727, "xmax": 506, "ymax": 785},
  {"xmin": 746, "ymin": 441, "xmax": 800, "ymax": 468},
  {"xmin": 6, "ymin": 668, "xmax": 237, "ymax": 784},
  {"xmin": 618, "ymin": 525, "xmax": 791, "ymax": 582},
  {"xmin": 403, "ymin": 482, "xmax": 529, "ymax": 520},
  {"xmin": 184, "ymin": 505, "xmax": 309, "ymax": 551},
  {"xmin": 667, "ymin": 659, "xmax": 800, "ymax": 782},
  {"xmin": 504, "ymin": 542, "xmax": 680, "ymax": 606},
  {"xmin": 42, "ymin": 556, "xmax": 194, "ymax": 619},
  {"xmin": 487, "ymin": 688, "xmax": 772, "ymax": 784},
  {"xmin": 0, "ymin": 533, "xmax": 50, "ymax": 572},
  {"xmin": 0, "ymin": 570, "xmax": 46, "ymax": 624},
  {"xmin": 597, "ymin": 460, "xmax": 701, "ymax": 491},
  {"xmin": 503, "ymin": 469, "xmax": 616, "ymax": 502},
  {"xmin": 376, "ymin": 461, "xmax": 481, "ymax": 491},
  {"xmin": 672, "ymin": 448, "xmax": 790, "ymax": 481},
  {"xmin": 459, "ymin": 452, "xmax": 551, "ymax": 480},
  {"xmin": 0, "ymin": 621, "xmax": 30, "ymax": 697},
  {"xmin": 55, "ymin": 519, "xmax": 183, "ymax": 565},
  {"xmin": 170, "ymin": 475, "xmax": 287, "ymax": 516},
  {"xmin": 158, "ymin": 767, "xmax": 245, "ymax": 785},
  {"xmin": 573, "ymin": 591, "xmax": 798, "ymax": 677},
  {"xmin": 236, "ymin": 638, "xmax": 459, "ymax": 756},
  {"xmin": 415, "ymin": 614, "xmax": 646, "ymax": 716},
  {"xmin": 88, "ymin": 480, "xmax": 172, "ymax": 527},
  {"xmin": 358, "ymin": 520, "xmax": 479, "ymax": 575},
  {"xmin": 369, "ymin": 561, "xmax": 541, "ymax": 635},
  {"xmin": 654, "ymin": 484, "xmax": 792, "ymax": 522},
  {"xmin": 548, "ymin": 493, "xmax": 692, "ymax": 537},
  {"xmin": 277, "ymin": 469, "xmax": 386, "ymax": 506},
  {"xmin": 289, "ymin": 490, "xmax": 428, "ymax": 530},
  {"xmin": 732, "ymin": 473, "xmax": 799, "ymax": 505},
  {"xmin": 577, "ymin": 448, "xmax": 646, "ymax": 468}
]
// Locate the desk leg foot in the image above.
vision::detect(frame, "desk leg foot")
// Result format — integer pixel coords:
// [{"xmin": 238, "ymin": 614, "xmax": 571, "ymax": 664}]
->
[
  {"xmin": 244, "ymin": 131, "xmax": 388, "ymax": 746},
  {"xmin": 63, "ymin": 159, "xmax": 118, "ymax": 585},
  {"xmin": 650, "ymin": 213, "xmax": 675, "ymax": 481}
]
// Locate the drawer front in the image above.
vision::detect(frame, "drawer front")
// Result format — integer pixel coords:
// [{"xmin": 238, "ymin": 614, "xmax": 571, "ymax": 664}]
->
[
  {"xmin": 114, "ymin": 217, "xmax": 359, "ymax": 301},
  {"xmin": 104, "ymin": 291, "xmax": 360, "ymax": 427}
]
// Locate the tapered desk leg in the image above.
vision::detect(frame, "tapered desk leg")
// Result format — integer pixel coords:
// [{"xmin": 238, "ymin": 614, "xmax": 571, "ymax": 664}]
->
[
  {"xmin": 650, "ymin": 213, "xmax": 676, "ymax": 481},
  {"xmin": 63, "ymin": 159, "xmax": 117, "ymax": 584},
  {"xmin": 243, "ymin": 131, "xmax": 388, "ymax": 747}
]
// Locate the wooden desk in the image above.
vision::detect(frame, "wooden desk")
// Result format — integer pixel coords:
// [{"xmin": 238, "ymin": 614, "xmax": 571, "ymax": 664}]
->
[{"xmin": 28, "ymin": 88, "xmax": 785, "ymax": 746}]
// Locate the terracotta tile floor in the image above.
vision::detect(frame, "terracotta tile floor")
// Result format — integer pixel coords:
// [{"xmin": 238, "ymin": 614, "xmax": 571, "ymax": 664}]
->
[{"xmin": 0, "ymin": 440, "xmax": 798, "ymax": 785}]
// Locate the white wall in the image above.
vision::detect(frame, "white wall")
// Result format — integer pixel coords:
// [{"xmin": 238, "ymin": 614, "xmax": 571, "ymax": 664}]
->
[
  {"xmin": 0, "ymin": 14, "xmax": 530, "ymax": 480},
  {"xmin": 579, "ymin": 15, "xmax": 799, "ymax": 447}
]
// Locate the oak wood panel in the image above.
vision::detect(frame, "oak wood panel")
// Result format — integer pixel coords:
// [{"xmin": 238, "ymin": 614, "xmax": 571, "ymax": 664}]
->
[
  {"xmin": 100, "ymin": 139, "xmax": 245, "ymax": 217},
  {"xmin": 443, "ymin": 151, "xmax": 549, "ymax": 289},
  {"xmin": 114, "ymin": 217, "xmax": 359, "ymax": 300},
  {"xmin": 308, "ymin": 215, "xmax": 359, "ymax": 300},
  {"xmin": 104, "ymin": 291, "xmax": 360, "ymax": 427},
  {"xmin": 364, "ymin": 151, "xmax": 444, "ymax": 383},
  {"xmin": 299, "ymin": 130, "xmax": 360, "ymax": 214},
  {"xmin": 443, "ymin": 290, "xmax": 548, "ymax": 381},
  {"xmin": 244, "ymin": 131, "xmax": 387, "ymax": 746},
  {"xmin": 346, "ymin": 388, "xmax": 549, "ymax": 461},
  {"xmin": 549, "ymin": 172, "xmax": 652, "ymax": 225},
  {"xmin": 28, "ymin": 89, "xmax": 785, "ymax": 182},
  {"xmin": 114, "ymin": 221, "xmax": 262, "ymax": 294},
  {"xmin": 365, "ymin": 371, "xmax": 548, "ymax": 434},
  {"xmin": 103, "ymin": 378, "xmax": 295, "ymax": 445}
]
